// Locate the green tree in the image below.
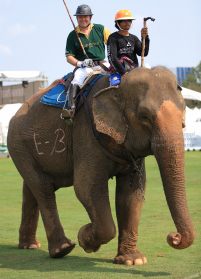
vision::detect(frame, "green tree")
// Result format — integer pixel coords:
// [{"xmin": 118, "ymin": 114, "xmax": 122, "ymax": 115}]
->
[
  {"xmin": 182, "ymin": 61, "xmax": 201, "ymax": 108},
  {"xmin": 182, "ymin": 61, "xmax": 201, "ymax": 93}
]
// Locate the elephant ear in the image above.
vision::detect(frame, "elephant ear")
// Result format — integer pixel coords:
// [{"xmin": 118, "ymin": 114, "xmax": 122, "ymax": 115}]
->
[{"xmin": 92, "ymin": 86, "xmax": 127, "ymax": 144}]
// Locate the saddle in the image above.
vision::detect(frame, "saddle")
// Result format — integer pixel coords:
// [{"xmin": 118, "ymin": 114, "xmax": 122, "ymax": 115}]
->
[{"xmin": 40, "ymin": 71, "xmax": 110, "ymax": 120}]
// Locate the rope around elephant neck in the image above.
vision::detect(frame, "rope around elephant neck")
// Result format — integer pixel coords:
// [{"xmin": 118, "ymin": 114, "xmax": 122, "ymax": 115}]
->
[{"xmin": 82, "ymin": 94, "xmax": 145, "ymax": 202}]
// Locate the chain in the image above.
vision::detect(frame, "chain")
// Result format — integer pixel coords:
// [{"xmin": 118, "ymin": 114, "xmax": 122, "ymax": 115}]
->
[
  {"xmin": 130, "ymin": 155, "xmax": 145, "ymax": 202},
  {"xmin": 60, "ymin": 87, "xmax": 71, "ymax": 119}
]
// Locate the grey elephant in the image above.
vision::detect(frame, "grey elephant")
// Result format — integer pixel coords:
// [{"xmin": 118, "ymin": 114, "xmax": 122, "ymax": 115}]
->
[{"xmin": 7, "ymin": 67, "xmax": 195, "ymax": 265}]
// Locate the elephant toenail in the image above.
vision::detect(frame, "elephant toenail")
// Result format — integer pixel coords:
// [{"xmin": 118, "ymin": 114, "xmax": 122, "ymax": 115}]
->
[
  {"xmin": 61, "ymin": 243, "xmax": 69, "ymax": 249},
  {"xmin": 125, "ymin": 260, "xmax": 133, "ymax": 265},
  {"xmin": 29, "ymin": 244, "xmax": 37, "ymax": 249},
  {"xmin": 143, "ymin": 257, "xmax": 147, "ymax": 264},
  {"xmin": 135, "ymin": 259, "xmax": 143, "ymax": 265}
]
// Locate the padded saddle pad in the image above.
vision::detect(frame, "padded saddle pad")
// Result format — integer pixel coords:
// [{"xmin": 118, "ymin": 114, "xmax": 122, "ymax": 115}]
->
[{"xmin": 40, "ymin": 73, "xmax": 110, "ymax": 109}]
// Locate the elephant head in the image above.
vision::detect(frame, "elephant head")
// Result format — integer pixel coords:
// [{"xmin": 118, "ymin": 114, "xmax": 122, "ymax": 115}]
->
[{"xmin": 92, "ymin": 66, "xmax": 195, "ymax": 250}]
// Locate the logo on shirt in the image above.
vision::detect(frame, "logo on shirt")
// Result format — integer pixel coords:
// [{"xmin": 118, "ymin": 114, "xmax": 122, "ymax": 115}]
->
[
  {"xmin": 127, "ymin": 42, "xmax": 131, "ymax": 47},
  {"xmin": 83, "ymin": 42, "xmax": 100, "ymax": 48}
]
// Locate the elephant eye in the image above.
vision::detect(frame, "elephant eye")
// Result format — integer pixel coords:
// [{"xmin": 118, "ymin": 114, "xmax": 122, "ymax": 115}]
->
[
  {"xmin": 177, "ymin": 84, "xmax": 182, "ymax": 91},
  {"xmin": 138, "ymin": 114, "xmax": 152, "ymax": 130},
  {"xmin": 139, "ymin": 115, "xmax": 150, "ymax": 123},
  {"xmin": 141, "ymin": 115, "xmax": 149, "ymax": 120}
]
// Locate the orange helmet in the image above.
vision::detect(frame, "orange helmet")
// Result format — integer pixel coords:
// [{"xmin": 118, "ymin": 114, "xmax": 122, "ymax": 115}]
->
[{"xmin": 115, "ymin": 10, "xmax": 136, "ymax": 21}]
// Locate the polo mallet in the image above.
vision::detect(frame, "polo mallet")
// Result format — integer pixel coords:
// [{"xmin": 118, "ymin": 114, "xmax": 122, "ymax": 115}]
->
[
  {"xmin": 62, "ymin": 0, "xmax": 89, "ymax": 59},
  {"xmin": 141, "ymin": 17, "xmax": 155, "ymax": 67}
]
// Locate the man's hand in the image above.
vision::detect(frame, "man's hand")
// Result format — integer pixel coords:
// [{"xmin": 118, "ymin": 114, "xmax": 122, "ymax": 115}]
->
[
  {"xmin": 77, "ymin": 59, "xmax": 93, "ymax": 68},
  {"xmin": 141, "ymin": 27, "xmax": 148, "ymax": 37}
]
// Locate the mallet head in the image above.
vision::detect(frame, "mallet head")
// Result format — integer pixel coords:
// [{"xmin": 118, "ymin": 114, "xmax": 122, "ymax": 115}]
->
[{"xmin": 144, "ymin": 17, "xmax": 155, "ymax": 22}]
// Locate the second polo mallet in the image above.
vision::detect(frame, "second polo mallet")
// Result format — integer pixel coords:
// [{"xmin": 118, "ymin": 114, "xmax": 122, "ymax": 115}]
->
[{"xmin": 141, "ymin": 17, "xmax": 155, "ymax": 67}]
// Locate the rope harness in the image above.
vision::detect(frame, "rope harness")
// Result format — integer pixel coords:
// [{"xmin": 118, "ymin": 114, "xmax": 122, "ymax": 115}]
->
[
  {"xmin": 82, "ymin": 94, "xmax": 145, "ymax": 202},
  {"xmin": 108, "ymin": 56, "xmax": 135, "ymax": 74},
  {"xmin": 49, "ymin": 73, "xmax": 145, "ymax": 202},
  {"xmin": 130, "ymin": 155, "xmax": 145, "ymax": 202}
]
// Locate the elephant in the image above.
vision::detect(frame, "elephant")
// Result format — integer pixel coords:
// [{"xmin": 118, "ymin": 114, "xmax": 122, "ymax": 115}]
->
[{"xmin": 7, "ymin": 66, "xmax": 195, "ymax": 265}]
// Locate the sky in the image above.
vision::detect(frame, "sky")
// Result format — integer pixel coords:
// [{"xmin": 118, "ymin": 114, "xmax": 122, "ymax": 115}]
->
[{"xmin": 0, "ymin": 0, "xmax": 201, "ymax": 85}]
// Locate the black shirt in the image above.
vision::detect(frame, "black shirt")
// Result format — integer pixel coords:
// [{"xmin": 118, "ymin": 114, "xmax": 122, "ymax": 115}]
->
[{"xmin": 107, "ymin": 32, "xmax": 150, "ymax": 74}]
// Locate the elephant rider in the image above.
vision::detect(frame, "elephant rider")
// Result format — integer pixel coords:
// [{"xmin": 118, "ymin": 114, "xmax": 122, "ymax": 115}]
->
[
  {"xmin": 64, "ymin": 4, "xmax": 111, "ymax": 121},
  {"xmin": 107, "ymin": 10, "xmax": 150, "ymax": 79}
]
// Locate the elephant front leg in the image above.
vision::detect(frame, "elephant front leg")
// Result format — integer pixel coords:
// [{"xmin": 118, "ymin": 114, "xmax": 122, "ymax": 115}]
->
[
  {"xmin": 74, "ymin": 168, "xmax": 116, "ymax": 253},
  {"xmin": 115, "ymin": 160, "xmax": 147, "ymax": 265},
  {"xmin": 19, "ymin": 182, "xmax": 40, "ymax": 249}
]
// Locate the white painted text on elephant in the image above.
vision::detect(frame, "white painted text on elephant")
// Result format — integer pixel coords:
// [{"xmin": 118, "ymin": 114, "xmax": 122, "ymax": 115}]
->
[{"xmin": 33, "ymin": 128, "xmax": 66, "ymax": 155}]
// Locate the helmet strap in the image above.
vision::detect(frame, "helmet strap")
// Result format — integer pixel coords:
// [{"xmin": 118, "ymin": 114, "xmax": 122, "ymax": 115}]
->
[
  {"xmin": 87, "ymin": 17, "xmax": 92, "ymax": 27},
  {"xmin": 117, "ymin": 21, "xmax": 133, "ymax": 31},
  {"xmin": 78, "ymin": 23, "xmax": 91, "ymax": 28}
]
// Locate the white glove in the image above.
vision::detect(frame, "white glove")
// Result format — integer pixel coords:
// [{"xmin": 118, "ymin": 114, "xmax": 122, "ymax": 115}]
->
[{"xmin": 77, "ymin": 59, "xmax": 93, "ymax": 68}]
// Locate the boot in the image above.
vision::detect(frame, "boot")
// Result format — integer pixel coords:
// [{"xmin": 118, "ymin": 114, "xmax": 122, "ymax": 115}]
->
[
  {"xmin": 61, "ymin": 83, "xmax": 72, "ymax": 121},
  {"xmin": 69, "ymin": 84, "xmax": 80, "ymax": 117},
  {"xmin": 61, "ymin": 84, "xmax": 80, "ymax": 125}
]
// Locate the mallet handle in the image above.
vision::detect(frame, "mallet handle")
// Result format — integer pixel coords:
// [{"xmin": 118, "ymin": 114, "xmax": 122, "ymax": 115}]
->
[
  {"xmin": 62, "ymin": 0, "xmax": 89, "ymax": 59},
  {"xmin": 141, "ymin": 21, "xmax": 146, "ymax": 67}
]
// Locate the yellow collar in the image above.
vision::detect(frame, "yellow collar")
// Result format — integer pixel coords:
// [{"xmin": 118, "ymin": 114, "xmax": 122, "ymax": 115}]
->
[{"xmin": 76, "ymin": 23, "xmax": 94, "ymax": 38}]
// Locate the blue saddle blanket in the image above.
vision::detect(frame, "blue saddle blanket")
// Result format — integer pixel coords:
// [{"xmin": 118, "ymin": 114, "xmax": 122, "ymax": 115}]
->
[{"xmin": 40, "ymin": 73, "xmax": 110, "ymax": 109}]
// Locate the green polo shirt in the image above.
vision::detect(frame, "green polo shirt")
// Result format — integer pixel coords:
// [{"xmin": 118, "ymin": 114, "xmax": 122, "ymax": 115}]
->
[{"xmin": 65, "ymin": 23, "xmax": 110, "ymax": 61}]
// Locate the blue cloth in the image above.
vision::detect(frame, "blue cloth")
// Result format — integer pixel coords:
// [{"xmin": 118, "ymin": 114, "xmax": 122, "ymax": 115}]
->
[
  {"xmin": 110, "ymin": 72, "xmax": 121, "ymax": 86},
  {"xmin": 40, "ymin": 73, "xmax": 71, "ymax": 108},
  {"xmin": 40, "ymin": 73, "xmax": 110, "ymax": 109}
]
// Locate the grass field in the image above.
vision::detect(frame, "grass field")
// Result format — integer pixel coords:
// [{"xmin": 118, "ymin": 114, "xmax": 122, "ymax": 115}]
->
[{"xmin": 0, "ymin": 152, "xmax": 201, "ymax": 279}]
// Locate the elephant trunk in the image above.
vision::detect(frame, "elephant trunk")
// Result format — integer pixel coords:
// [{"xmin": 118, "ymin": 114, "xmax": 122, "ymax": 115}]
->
[{"xmin": 152, "ymin": 101, "xmax": 195, "ymax": 249}]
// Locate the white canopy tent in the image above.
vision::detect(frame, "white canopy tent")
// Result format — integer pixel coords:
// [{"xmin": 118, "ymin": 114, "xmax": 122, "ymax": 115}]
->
[
  {"xmin": 0, "ymin": 103, "xmax": 22, "ymax": 146},
  {"xmin": 0, "ymin": 71, "xmax": 48, "ymax": 87},
  {"xmin": 0, "ymin": 71, "xmax": 42, "ymax": 79},
  {"xmin": 181, "ymin": 87, "xmax": 201, "ymax": 102},
  {"xmin": 179, "ymin": 87, "xmax": 201, "ymax": 150}
]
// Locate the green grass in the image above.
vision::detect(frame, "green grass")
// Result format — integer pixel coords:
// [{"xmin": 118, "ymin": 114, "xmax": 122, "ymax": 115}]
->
[{"xmin": 0, "ymin": 152, "xmax": 201, "ymax": 279}]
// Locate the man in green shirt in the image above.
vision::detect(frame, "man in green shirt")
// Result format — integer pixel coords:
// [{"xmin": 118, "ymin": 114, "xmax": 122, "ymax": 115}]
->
[{"xmin": 65, "ymin": 4, "xmax": 110, "ymax": 121}]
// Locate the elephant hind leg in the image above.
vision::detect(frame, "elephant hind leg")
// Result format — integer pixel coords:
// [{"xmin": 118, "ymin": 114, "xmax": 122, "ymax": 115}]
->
[
  {"xmin": 14, "ymin": 153, "xmax": 75, "ymax": 258},
  {"xmin": 19, "ymin": 181, "xmax": 40, "ymax": 249}
]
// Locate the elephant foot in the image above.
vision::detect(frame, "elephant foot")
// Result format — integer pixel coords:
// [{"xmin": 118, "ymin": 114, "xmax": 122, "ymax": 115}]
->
[
  {"xmin": 49, "ymin": 237, "xmax": 76, "ymax": 258},
  {"xmin": 114, "ymin": 250, "xmax": 147, "ymax": 266},
  {"xmin": 18, "ymin": 239, "xmax": 41, "ymax": 249},
  {"xmin": 78, "ymin": 224, "xmax": 101, "ymax": 253}
]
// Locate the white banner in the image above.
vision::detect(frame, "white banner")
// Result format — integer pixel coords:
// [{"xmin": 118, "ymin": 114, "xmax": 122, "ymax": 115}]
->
[
  {"xmin": 0, "ymin": 122, "xmax": 2, "ymax": 144},
  {"xmin": 183, "ymin": 122, "xmax": 201, "ymax": 150}
]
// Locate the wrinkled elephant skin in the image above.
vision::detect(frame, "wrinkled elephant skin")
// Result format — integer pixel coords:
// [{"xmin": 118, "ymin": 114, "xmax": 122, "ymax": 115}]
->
[{"xmin": 7, "ymin": 67, "xmax": 195, "ymax": 264}]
